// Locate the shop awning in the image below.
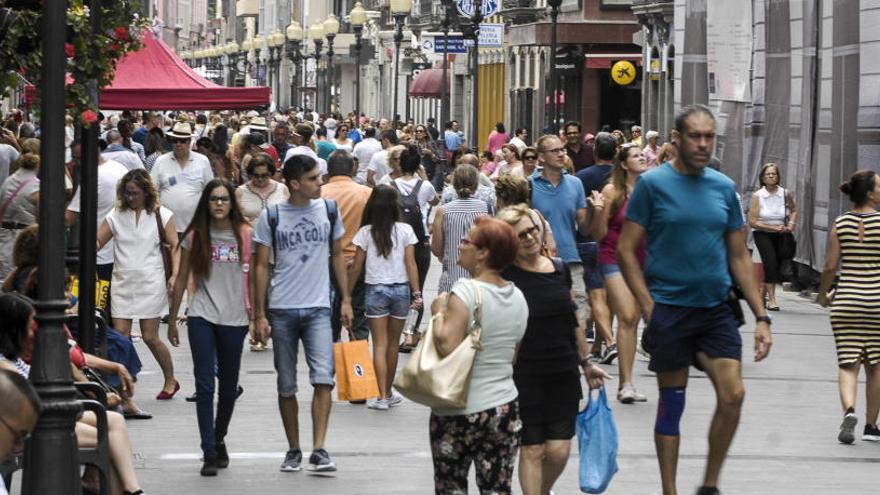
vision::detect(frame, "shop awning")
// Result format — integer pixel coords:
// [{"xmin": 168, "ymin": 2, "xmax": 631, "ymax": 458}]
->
[
  {"xmin": 408, "ymin": 67, "xmax": 449, "ymax": 99},
  {"xmin": 585, "ymin": 54, "xmax": 643, "ymax": 69},
  {"xmin": 25, "ymin": 30, "xmax": 270, "ymax": 110}
]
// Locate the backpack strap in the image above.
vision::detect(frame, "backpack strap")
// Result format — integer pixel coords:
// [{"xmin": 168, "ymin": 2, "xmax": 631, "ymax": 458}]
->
[
  {"xmin": 239, "ymin": 224, "xmax": 253, "ymax": 318},
  {"xmin": 323, "ymin": 198, "xmax": 338, "ymax": 255},
  {"xmin": 411, "ymin": 179, "xmax": 423, "ymax": 197},
  {"xmin": 268, "ymin": 204, "xmax": 279, "ymax": 262}
]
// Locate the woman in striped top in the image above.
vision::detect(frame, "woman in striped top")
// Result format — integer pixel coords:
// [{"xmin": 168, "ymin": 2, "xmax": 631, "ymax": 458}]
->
[
  {"xmin": 431, "ymin": 164, "xmax": 494, "ymax": 293},
  {"xmin": 819, "ymin": 170, "xmax": 880, "ymax": 444}
]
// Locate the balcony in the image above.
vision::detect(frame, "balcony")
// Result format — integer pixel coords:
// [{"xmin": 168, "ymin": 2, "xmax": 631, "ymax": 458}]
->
[{"xmin": 501, "ymin": 0, "xmax": 547, "ymax": 25}]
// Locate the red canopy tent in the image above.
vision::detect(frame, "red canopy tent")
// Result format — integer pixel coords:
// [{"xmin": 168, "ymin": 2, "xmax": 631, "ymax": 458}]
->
[{"xmin": 25, "ymin": 30, "xmax": 270, "ymax": 110}]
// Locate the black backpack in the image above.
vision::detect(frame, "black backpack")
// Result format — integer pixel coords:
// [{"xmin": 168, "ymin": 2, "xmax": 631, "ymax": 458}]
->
[{"xmin": 391, "ymin": 179, "xmax": 427, "ymax": 243}]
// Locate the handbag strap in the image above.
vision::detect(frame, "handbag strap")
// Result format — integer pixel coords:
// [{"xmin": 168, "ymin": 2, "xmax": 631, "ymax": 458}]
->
[
  {"xmin": 155, "ymin": 207, "xmax": 166, "ymax": 245},
  {"xmin": 0, "ymin": 175, "xmax": 36, "ymax": 221},
  {"xmin": 467, "ymin": 280, "xmax": 483, "ymax": 349}
]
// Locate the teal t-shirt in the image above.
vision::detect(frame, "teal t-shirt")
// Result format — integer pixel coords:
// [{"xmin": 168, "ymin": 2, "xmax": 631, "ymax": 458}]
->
[
  {"xmin": 625, "ymin": 162, "xmax": 744, "ymax": 308},
  {"xmin": 316, "ymin": 140, "xmax": 336, "ymax": 160}
]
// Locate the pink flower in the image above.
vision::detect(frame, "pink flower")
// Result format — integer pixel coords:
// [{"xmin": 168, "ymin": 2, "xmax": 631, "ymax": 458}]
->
[
  {"xmin": 65, "ymin": 43, "xmax": 74, "ymax": 58},
  {"xmin": 81, "ymin": 109, "xmax": 98, "ymax": 124},
  {"xmin": 114, "ymin": 26, "xmax": 129, "ymax": 40}
]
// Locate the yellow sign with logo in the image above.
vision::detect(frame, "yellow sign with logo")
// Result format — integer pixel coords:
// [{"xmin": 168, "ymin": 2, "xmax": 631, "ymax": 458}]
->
[{"xmin": 611, "ymin": 60, "xmax": 637, "ymax": 86}]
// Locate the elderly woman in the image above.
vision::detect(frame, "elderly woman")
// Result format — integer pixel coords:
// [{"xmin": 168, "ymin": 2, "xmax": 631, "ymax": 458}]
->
[
  {"xmin": 498, "ymin": 204, "xmax": 610, "ymax": 495},
  {"xmin": 432, "ymin": 165, "xmax": 495, "ymax": 293},
  {"xmin": 0, "ymin": 153, "xmax": 39, "ymax": 281},
  {"xmin": 748, "ymin": 163, "xmax": 797, "ymax": 311},
  {"xmin": 643, "ymin": 130, "xmax": 661, "ymax": 169},
  {"xmin": 495, "ymin": 174, "xmax": 557, "ymax": 256},
  {"xmin": 440, "ymin": 154, "xmax": 496, "ymax": 206},
  {"xmin": 428, "ymin": 216, "xmax": 529, "ymax": 494},
  {"xmin": 236, "ymin": 152, "xmax": 290, "ymax": 226}
]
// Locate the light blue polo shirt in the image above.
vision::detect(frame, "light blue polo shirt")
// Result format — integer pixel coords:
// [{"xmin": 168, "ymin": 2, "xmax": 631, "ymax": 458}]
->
[
  {"xmin": 530, "ymin": 170, "xmax": 587, "ymax": 263},
  {"xmin": 625, "ymin": 162, "xmax": 744, "ymax": 308}
]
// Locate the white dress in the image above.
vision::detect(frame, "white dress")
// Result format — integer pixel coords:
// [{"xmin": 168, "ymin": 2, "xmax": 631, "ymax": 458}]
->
[{"xmin": 105, "ymin": 206, "xmax": 174, "ymax": 319}]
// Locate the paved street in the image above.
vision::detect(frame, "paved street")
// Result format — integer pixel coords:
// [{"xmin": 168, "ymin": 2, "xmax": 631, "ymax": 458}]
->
[{"xmin": 11, "ymin": 264, "xmax": 880, "ymax": 494}]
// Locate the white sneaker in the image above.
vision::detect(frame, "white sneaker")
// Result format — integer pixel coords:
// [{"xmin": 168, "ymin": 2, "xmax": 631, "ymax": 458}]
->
[
  {"xmin": 367, "ymin": 398, "xmax": 389, "ymax": 410},
  {"xmin": 387, "ymin": 389, "xmax": 404, "ymax": 407}
]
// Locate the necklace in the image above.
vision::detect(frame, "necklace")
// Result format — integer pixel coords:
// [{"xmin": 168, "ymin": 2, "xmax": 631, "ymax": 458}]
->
[{"xmin": 246, "ymin": 182, "xmax": 277, "ymax": 209}]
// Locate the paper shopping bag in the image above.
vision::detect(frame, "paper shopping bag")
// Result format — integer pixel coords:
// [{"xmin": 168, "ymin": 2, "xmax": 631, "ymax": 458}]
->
[{"xmin": 333, "ymin": 339, "xmax": 380, "ymax": 402}]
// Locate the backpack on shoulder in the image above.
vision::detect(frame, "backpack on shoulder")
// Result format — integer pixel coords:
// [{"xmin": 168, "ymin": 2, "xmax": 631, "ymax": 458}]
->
[{"xmin": 392, "ymin": 180, "xmax": 427, "ymax": 243}]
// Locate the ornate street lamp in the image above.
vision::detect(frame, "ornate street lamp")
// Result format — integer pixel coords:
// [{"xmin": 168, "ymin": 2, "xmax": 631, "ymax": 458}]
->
[
  {"xmin": 439, "ymin": 0, "xmax": 457, "ymax": 156},
  {"xmin": 309, "ymin": 21, "xmax": 326, "ymax": 114},
  {"xmin": 464, "ymin": 3, "xmax": 484, "ymax": 151},
  {"xmin": 323, "ymin": 14, "xmax": 340, "ymax": 114},
  {"xmin": 269, "ymin": 30, "xmax": 285, "ymax": 107},
  {"xmin": 390, "ymin": 0, "xmax": 412, "ymax": 128},
  {"xmin": 286, "ymin": 19, "xmax": 304, "ymax": 110},
  {"xmin": 548, "ymin": 0, "xmax": 562, "ymax": 134},
  {"xmin": 225, "ymin": 39, "xmax": 240, "ymax": 86},
  {"xmin": 350, "ymin": 2, "xmax": 367, "ymax": 120},
  {"xmin": 253, "ymin": 33, "xmax": 264, "ymax": 85},
  {"xmin": 242, "ymin": 35, "xmax": 254, "ymax": 84}
]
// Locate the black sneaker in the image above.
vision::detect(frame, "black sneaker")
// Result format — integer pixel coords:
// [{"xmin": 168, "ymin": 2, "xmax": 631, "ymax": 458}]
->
[
  {"xmin": 599, "ymin": 344, "xmax": 618, "ymax": 365},
  {"xmin": 696, "ymin": 487, "xmax": 720, "ymax": 495},
  {"xmin": 308, "ymin": 448, "xmax": 337, "ymax": 472},
  {"xmin": 200, "ymin": 457, "xmax": 218, "ymax": 476},
  {"xmin": 280, "ymin": 449, "xmax": 303, "ymax": 472},
  {"xmin": 862, "ymin": 424, "xmax": 880, "ymax": 442},
  {"xmin": 215, "ymin": 441, "xmax": 229, "ymax": 468}
]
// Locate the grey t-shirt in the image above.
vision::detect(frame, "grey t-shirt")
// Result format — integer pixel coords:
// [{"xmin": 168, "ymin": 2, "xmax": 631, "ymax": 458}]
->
[
  {"xmin": 253, "ymin": 200, "xmax": 345, "ymax": 309},
  {"xmin": 0, "ymin": 143, "xmax": 20, "ymax": 186},
  {"xmin": 182, "ymin": 228, "xmax": 251, "ymax": 327}
]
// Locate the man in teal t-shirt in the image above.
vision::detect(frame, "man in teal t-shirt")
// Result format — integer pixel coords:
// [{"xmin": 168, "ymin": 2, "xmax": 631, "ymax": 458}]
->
[{"xmin": 617, "ymin": 105, "xmax": 773, "ymax": 495}]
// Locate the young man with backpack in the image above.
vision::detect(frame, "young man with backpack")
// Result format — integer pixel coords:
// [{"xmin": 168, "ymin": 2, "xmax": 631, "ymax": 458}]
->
[
  {"xmin": 252, "ymin": 154, "xmax": 352, "ymax": 473},
  {"xmin": 389, "ymin": 144, "xmax": 438, "ymax": 350}
]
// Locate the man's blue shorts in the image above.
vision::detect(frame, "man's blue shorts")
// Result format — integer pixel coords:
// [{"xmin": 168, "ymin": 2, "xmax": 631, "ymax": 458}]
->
[
  {"xmin": 641, "ymin": 302, "xmax": 742, "ymax": 373},
  {"xmin": 577, "ymin": 241, "xmax": 605, "ymax": 291}
]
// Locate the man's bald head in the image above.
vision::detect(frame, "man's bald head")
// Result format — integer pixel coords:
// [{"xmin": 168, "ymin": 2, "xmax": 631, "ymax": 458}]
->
[{"xmin": 0, "ymin": 369, "xmax": 39, "ymax": 461}]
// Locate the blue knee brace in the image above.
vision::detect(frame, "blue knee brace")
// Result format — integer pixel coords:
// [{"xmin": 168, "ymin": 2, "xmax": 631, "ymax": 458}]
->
[{"xmin": 655, "ymin": 387, "xmax": 686, "ymax": 436}]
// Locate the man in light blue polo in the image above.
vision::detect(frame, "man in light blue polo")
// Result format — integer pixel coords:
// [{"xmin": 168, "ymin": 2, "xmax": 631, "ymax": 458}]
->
[{"xmin": 530, "ymin": 134, "xmax": 590, "ymax": 323}]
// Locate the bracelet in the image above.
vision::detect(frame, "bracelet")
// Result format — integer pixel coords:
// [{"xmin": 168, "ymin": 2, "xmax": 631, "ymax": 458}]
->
[{"xmin": 579, "ymin": 357, "xmax": 592, "ymax": 367}]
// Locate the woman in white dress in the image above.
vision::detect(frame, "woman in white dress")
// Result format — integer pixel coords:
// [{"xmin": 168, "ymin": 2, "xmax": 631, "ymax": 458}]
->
[
  {"xmin": 97, "ymin": 169, "xmax": 180, "ymax": 400},
  {"xmin": 333, "ymin": 124, "xmax": 354, "ymax": 152}
]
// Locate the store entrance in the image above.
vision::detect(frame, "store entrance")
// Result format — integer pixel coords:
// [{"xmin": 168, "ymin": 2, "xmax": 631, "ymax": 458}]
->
[{"xmin": 598, "ymin": 69, "xmax": 642, "ymax": 133}]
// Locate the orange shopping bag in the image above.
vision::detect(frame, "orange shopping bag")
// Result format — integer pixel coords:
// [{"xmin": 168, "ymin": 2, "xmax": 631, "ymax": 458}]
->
[{"xmin": 333, "ymin": 339, "xmax": 380, "ymax": 402}]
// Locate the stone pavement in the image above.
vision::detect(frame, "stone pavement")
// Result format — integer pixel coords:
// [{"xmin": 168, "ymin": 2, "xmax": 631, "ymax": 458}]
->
[{"xmin": 11, "ymin": 267, "xmax": 880, "ymax": 494}]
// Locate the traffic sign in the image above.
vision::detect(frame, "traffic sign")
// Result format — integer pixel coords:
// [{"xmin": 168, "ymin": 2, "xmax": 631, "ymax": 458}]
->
[
  {"xmin": 611, "ymin": 60, "xmax": 637, "ymax": 86},
  {"xmin": 456, "ymin": 0, "xmax": 499, "ymax": 18}
]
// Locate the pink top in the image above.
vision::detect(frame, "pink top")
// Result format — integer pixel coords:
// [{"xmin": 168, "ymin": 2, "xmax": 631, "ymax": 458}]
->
[
  {"xmin": 487, "ymin": 131, "xmax": 510, "ymax": 154},
  {"xmin": 598, "ymin": 198, "xmax": 646, "ymax": 266}
]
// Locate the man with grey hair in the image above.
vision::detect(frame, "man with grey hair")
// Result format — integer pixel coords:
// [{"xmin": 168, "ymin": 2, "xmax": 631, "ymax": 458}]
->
[
  {"xmin": 644, "ymin": 130, "xmax": 661, "ymax": 169},
  {"xmin": 102, "ymin": 129, "xmax": 144, "ymax": 171}
]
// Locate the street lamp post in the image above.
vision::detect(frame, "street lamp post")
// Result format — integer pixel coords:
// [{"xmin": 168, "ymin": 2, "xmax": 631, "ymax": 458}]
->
[
  {"xmin": 390, "ymin": 0, "xmax": 412, "ymax": 129},
  {"xmin": 548, "ymin": 0, "xmax": 562, "ymax": 134},
  {"xmin": 309, "ymin": 21, "xmax": 325, "ymax": 115},
  {"xmin": 242, "ymin": 35, "xmax": 254, "ymax": 85},
  {"xmin": 253, "ymin": 33, "xmax": 264, "ymax": 86},
  {"xmin": 22, "ymin": 0, "xmax": 83, "ymax": 493},
  {"xmin": 350, "ymin": 2, "xmax": 367, "ymax": 120},
  {"xmin": 226, "ymin": 40, "xmax": 240, "ymax": 86},
  {"xmin": 324, "ymin": 14, "xmax": 340, "ymax": 115},
  {"xmin": 439, "ymin": 0, "xmax": 456, "ymax": 157},
  {"xmin": 286, "ymin": 20, "xmax": 304, "ymax": 111},
  {"xmin": 465, "ymin": 5, "xmax": 484, "ymax": 151},
  {"xmin": 269, "ymin": 30, "xmax": 285, "ymax": 108}
]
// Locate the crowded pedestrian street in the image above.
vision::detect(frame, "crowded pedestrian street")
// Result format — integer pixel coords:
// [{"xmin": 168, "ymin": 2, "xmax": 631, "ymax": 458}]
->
[{"xmin": 3, "ymin": 1, "xmax": 880, "ymax": 494}]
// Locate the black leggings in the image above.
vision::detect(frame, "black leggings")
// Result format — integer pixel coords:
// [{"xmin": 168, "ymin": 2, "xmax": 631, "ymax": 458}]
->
[{"xmin": 753, "ymin": 231, "xmax": 784, "ymax": 284}]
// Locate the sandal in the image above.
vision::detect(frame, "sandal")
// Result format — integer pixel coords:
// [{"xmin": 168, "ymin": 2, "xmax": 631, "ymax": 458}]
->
[{"xmin": 766, "ymin": 303, "xmax": 780, "ymax": 311}]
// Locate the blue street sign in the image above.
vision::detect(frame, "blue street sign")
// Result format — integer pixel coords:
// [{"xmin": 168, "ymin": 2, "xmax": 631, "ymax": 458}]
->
[
  {"xmin": 456, "ymin": 0, "xmax": 499, "ymax": 18},
  {"xmin": 422, "ymin": 36, "xmax": 468, "ymax": 54}
]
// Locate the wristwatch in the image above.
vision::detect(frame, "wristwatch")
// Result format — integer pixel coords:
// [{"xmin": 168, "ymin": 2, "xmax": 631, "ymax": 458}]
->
[{"xmin": 755, "ymin": 315, "xmax": 773, "ymax": 325}]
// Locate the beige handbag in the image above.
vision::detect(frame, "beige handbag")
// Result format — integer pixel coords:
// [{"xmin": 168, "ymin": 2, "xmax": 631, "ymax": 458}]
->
[{"xmin": 393, "ymin": 281, "xmax": 483, "ymax": 409}]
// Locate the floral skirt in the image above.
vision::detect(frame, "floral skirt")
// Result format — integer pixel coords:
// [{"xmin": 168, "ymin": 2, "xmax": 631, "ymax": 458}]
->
[{"xmin": 429, "ymin": 400, "xmax": 521, "ymax": 494}]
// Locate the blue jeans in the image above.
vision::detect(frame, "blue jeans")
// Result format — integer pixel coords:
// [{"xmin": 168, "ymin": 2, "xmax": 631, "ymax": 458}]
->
[
  {"xmin": 365, "ymin": 283, "xmax": 411, "ymax": 319},
  {"xmin": 268, "ymin": 307, "xmax": 335, "ymax": 397},
  {"xmin": 187, "ymin": 317, "xmax": 248, "ymax": 459}
]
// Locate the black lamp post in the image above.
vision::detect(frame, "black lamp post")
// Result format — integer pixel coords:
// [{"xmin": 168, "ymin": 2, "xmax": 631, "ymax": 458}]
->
[
  {"xmin": 440, "ymin": 0, "xmax": 456, "ymax": 156},
  {"xmin": 324, "ymin": 14, "xmax": 340, "ymax": 114},
  {"xmin": 350, "ymin": 2, "xmax": 367, "ymax": 119},
  {"xmin": 548, "ymin": 0, "xmax": 562, "ymax": 134},
  {"xmin": 313, "ymin": 40, "xmax": 324, "ymax": 113},
  {"xmin": 23, "ymin": 0, "xmax": 83, "ymax": 492},
  {"xmin": 286, "ymin": 20, "xmax": 304, "ymax": 110},
  {"xmin": 253, "ymin": 34, "xmax": 264, "ymax": 86},
  {"xmin": 464, "ymin": 5, "xmax": 484, "ymax": 151},
  {"xmin": 225, "ymin": 40, "xmax": 241, "ymax": 86},
  {"xmin": 390, "ymin": 0, "xmax": 411, "ymax": 128}
]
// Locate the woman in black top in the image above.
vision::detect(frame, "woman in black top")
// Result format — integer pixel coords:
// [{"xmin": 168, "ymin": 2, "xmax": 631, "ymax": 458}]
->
[{"xmin": 497, "ymin": 204, "xmax": 610, "ymax": 495}]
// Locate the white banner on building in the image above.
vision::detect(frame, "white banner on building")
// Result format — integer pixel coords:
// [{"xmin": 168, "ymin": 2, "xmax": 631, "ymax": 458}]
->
[{"xmin": 706, "ymin": 1, "xmax": 753, "ymax": 102}]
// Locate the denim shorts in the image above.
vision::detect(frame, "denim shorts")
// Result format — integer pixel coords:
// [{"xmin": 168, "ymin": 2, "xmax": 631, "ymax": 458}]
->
[
  {"xmin": 577, "ymin": 242, "xmax": 605, "ymax": 290},
  {"xmin": 365, "ymin": 283, "xmax": 410, "ymax": 319},
  {"xmin": 268, "ymin": 307, "xmax": 334, "ymax": 397},
  {"xmin": 599, "ymin": 262, "xmax": 621, "ymax": 279},
  {"xmin": 641, "ymin": 302, "xmax": 742, "ymax": 373}
]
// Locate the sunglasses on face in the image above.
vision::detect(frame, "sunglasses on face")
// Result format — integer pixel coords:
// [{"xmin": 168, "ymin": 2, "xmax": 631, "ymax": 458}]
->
[
  {"xmin": 523, "ymin": 155, "xmax": 537, "ymax": 161},
  {"xmin": 251, "ymin": 172, "xmax": 272, "ymax": 179},
  {"xmin": 209, "ymin": 196, "xmax": 231, "ymax": 204}
]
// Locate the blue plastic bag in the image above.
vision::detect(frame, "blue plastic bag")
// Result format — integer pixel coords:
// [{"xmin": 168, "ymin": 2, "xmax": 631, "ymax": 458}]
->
[{"xmin": 576, "ymin": 386, "xmax": 619, "ymax": 493}]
